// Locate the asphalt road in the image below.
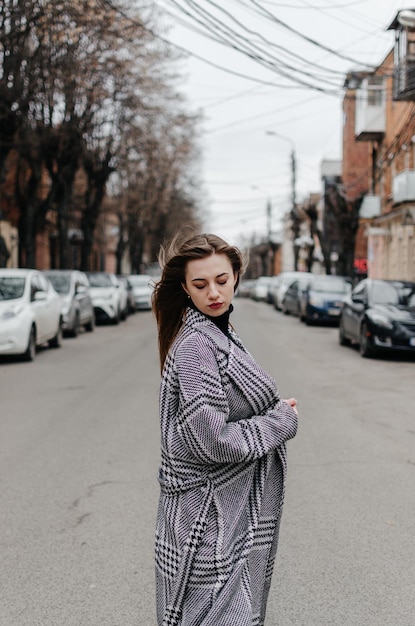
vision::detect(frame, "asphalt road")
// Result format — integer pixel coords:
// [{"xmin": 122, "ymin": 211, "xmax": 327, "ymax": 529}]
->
[{"xmin": 1, "ymin": 299, "xmax": 414, "ymax": 626}]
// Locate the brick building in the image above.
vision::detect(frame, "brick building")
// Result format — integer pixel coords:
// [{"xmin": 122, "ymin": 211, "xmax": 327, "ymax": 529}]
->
[{"xmin": 342, "ymin": 11, "xmax": 415, "ymax": 281}]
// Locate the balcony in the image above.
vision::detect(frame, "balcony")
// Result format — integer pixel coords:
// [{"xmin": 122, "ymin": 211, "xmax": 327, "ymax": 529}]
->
[
  {"xmin": 392, "ymin": 61, "xmax": 415, "ymax": 101},
  {"xmin": 355, "ymin": 77, "xmax": 386, "ymax": 140},
  {"xmin": 387, "ymin": 12, "xmax": 415, "ymax": 101},
  {"xmin": 359, "ymin": 195, "xmax": 381, "ymax": 219},
  {"xmin": 392, "ymin": 170, "xmax": 415, "ymax": 203}
]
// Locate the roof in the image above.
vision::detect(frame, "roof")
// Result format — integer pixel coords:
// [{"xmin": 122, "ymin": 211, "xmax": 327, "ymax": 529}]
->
[{"xmin": 387, "ymin": 9, "xmax": 415, "ymax": 30}]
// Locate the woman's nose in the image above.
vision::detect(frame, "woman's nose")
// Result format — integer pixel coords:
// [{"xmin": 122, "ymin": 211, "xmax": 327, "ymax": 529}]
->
[{"xmin": 208, "ymin": 283, "xmax": 219, "ymax": 299}]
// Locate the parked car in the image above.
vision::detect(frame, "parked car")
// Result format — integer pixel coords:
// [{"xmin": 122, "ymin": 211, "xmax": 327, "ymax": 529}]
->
[
  {"xmin": 339, "ymin": 278, "xmax": 415, "ymax": 357},
  {"xmin": 44, "ymin": 270, "xmax": 95, "ymax": 336},
  {"xmin": 266, "ymin": 276, "xmax": 280, "ymax": 304},
  {"xmin": 128, "ymin": 274, "xmax": 153, "ymax": 310},
  {"xmin": 282, "ymin": 273, "xmax": 314, "ymax": 316},
  {"xmin": 117, "ymin": 275, "xmax": 135, "ymax": 315},
  {"xmin": 251, "ymin": 276, "xmax": 273, "ymax": 302},
  {"xmin": 86, "ymin": 272, "xmax": 123, "ymax": 324},
  {"xmin": 300, "ymin": 275, "xmax": 351, "ymax": 324},
  {"xmin": 236, "ymin": 279, "xmax": 256, "ymax": 298},
  {"xmin": 114, "ymin": 276, "xmax": 129, "ymax": 320},
  {"xmin": 271, "ymin": 271, "xmax": 309, "ymax": 310},
  {"xmin": 0, "ymin": 268, "xmax": 62, "ymax": 361}
]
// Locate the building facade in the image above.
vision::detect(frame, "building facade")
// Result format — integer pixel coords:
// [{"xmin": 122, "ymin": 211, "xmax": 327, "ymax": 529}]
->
[{"xmin": 342, "ymin": 11, "xmax": 415, "ymax": 282}]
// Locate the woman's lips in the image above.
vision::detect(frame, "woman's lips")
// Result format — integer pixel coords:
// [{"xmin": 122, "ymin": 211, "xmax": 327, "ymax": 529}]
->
[{"xmin": 209, "ymin": 302, "xmax": 222, "ymax": 310}]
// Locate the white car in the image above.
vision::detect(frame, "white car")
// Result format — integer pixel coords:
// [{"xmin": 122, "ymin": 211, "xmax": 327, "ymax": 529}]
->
[
  {"xmin": 272, "ymin": 271, "xmax": 311, "ymax": 310},
  {"xmin": 0, "ymin": 268, "xmax": 62, "ymax": 361},
  {"xmin": 252, "ymin": 276, "xmax": 273, "ymax": 302},
  {"xmin": 86, "ymin": 272, "xmax": 123, "ymax": 324},
  {"xmin": 128, "ymin": 274, "xmax": 154, "ymax": 311},
  {"xmin": 44, "ymin": 270, "xmax": 95, "ymax": 336}
]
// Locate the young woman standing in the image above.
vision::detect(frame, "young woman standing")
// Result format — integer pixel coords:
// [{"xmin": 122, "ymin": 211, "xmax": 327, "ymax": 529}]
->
[{"xmin": 153, "ymin": 233, "xmax": 298, "ymax": 626}]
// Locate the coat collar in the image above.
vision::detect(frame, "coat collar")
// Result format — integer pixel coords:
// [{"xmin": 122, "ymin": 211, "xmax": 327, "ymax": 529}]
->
[
  {"xmin": 183, "ymin": 306, "xmax": 244, "ymax": 353},
  {"xmin": 182, "ymin": 307, "xmax": 277, "ymax": 414}
]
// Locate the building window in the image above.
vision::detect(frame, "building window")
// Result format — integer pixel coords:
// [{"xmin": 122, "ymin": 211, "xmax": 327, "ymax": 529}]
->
[{"xmin": 367, "ymin": 76, "xmax": 384, "ymax": 106}]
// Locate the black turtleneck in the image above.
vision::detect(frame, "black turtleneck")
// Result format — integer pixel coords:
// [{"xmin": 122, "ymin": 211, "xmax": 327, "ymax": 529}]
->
[{"xmin": 188, "ymin": 300, "xmax": 233, "ymax": 337}]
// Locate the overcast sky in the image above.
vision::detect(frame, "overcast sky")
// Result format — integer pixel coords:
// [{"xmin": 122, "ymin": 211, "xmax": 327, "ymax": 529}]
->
[{"xmin": 154, "ymin": 0, "xmax": 414, "ymax": 246}]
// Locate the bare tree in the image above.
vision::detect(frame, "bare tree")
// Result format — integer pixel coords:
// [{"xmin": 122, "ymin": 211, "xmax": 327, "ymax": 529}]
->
[{"xmin": 305, "ymin": 186, "xmax": 364, "ymax": 277}]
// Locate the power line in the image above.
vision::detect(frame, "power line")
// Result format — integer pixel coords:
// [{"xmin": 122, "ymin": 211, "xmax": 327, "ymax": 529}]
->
[
  {"xmin": 161, "ymin": 0, "xmax": 343, "ymax": 92},
  {"xmin": 243, "ymin": 0, "xmax": 377, "ymax": 67}
]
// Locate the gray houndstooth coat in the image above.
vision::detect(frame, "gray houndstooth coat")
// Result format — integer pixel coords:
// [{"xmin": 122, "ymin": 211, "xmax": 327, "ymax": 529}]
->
[{"xmin": 155, "ymin": 307, "xmax": 298, "ymax": 626}]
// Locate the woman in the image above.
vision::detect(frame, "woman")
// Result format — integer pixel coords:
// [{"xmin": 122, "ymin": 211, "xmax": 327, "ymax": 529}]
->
[{"xmin": 153, "ymin": 233, "xmax": 298, "ymax": 626}]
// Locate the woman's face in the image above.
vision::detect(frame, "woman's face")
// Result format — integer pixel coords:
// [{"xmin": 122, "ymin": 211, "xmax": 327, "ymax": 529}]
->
[{"xmin": 183, "ymin": 253, "xmax": 237, "ymax": 317}]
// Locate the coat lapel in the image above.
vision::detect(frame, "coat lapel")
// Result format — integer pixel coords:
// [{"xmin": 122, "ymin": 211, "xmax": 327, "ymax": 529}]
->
[{"xmin": 184, "ymin": 308, "xmax": 279, "ymax": 416}]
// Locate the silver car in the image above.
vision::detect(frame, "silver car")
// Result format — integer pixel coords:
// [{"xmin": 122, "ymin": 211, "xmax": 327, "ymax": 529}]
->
[
  {"xmin": 128, "ymin": 274, "xmax": 153, "ymax": 311},
  {"xmin": 44, "ymin": 270, "xmax": 95, "ymax": 337}
]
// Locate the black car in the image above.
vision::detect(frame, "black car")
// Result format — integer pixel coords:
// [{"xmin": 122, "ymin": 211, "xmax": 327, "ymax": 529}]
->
[
  {"xmin": 339, "ymin": 278, "xmax": 415, "ymax": 357},
  {"xmin": 300, "ymin": 275, "xmax": 351, "ymax": 325}
]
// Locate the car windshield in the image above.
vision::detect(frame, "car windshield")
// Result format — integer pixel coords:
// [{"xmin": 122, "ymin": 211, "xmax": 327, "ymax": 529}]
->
[
  {"xmin": 311, "ymin": 277, "xmax": 349, "ymax": 293},
  {"xmin": 371, "ymin": 282, "xmax": 400, "ymax": 305},
  {"xmin": 0, "ymin": 277, "xmax": 26, "ymax": 300},
  {"xmin": 88, "ymin": 273, "xmax": 112, "ymax": 287},
  {"xmin": 46, "ymin": 274, "xmax": 71, "ymax": 294}
]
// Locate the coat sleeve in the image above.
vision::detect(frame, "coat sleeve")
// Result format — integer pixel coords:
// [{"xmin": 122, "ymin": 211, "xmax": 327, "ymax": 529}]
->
[{"xmin": 175, "ymin": 333, "xmax": 298, "ymax": 465}]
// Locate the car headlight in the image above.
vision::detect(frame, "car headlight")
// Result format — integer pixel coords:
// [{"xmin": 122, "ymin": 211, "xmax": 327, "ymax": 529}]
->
[
  {"xmin": 368, "ymin": 313, "xmax": 393, "ymax": 330},
  {"xmin": 309, "ymin": 296, "xmax": 324, "ymax": 307},
  {"xmin": 0, "ymin": 304, "xmax": 24, "ymax": 320}
]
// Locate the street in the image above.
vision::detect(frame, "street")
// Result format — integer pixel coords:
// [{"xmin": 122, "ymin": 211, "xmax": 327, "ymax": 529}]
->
[{"xmin": 1, "ymin": 300, "xmax": 414, "ymax": 626}]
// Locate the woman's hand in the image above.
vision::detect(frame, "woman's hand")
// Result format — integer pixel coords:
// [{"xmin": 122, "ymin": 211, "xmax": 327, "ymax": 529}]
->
[{"xmin": 283, "ymin": 397, "xmax": 298, "ymax": 415}]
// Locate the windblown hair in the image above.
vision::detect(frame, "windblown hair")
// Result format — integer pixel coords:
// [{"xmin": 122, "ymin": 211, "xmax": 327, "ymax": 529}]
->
[{"xmin": 153, "ymin": 232, "xmax": 246, "ymax": 370}]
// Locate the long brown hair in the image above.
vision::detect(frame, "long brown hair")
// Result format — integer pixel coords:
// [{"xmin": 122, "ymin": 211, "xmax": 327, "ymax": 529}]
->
[{"xmin": 153, "ymin": 232, "xmax": 245, "ymax": 370}]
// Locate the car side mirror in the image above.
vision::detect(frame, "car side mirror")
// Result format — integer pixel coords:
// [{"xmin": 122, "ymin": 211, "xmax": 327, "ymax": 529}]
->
[
  {"xmin": 351, "ymin": 293, "xmax": 365, "ymax": 304},
  {"xmin": 33, "ymin": 290, "xmax": 47, "ymax": 302},
  {"xmin": 76, "ymin": 285, "xmax": 86, "ymax": 294}
]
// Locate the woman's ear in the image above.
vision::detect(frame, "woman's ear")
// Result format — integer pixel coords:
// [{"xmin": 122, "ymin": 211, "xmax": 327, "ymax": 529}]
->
[{"xmin": 182, "ymin": 282, "xmax": 190, "ymax": 297}]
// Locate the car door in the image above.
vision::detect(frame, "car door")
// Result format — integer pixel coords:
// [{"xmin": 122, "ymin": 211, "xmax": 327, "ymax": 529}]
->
[
  {"xmin": 30, "ymin": 274, "xmax": 50, "ymax": 341},
  {"xmin": 284, "ymin": 281, "xmax": 298, "ymax": 314},
  {"xmin": 75, "ymin": 272, "xmax": 87, "ymax": 324},
  {"xmin": 40, "ymin": 273, "xmax": 59, "ymax": 339},
  {"xmin": 345, "ymin": 281, "xmax": 367, "ymax": 340}
]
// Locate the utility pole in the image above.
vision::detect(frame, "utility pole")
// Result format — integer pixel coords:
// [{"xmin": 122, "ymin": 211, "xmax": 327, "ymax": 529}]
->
[
  {"xmin": 265, "ymin": 130, "xmax": 299, "ymax": 270},
  {"xmin": 290, "ymin": 149, "xmax": 301, "ymax": 270},
  {"xmin": 266, "ymin": 197, "xmax": 272, "ymax": 274}
]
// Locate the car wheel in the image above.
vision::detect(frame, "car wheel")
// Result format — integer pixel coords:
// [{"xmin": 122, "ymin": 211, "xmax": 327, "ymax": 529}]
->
[
  {"xmin": 359, "ymin": 322, "xmax": 374, "ymax": 358},
  {"xmin": 49, "ymin": 320, "xmax": 63, "ymax": 348},
  {"xmin": 23, "ymin": 326, "xmax": 36, "ymax": 362},
  {"xmin": 85, "ymin": 314, "xmax": 95, "ymax": 332},
  {"xmin": 339, "ymin": 317, "xmax": 350, "ymax": 346}
]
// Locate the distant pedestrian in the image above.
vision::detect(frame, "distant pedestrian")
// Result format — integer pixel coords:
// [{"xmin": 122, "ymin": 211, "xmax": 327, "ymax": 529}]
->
[{"xmin": 152, "ymin": 232, "xmax": 298, "ymax": 626}]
